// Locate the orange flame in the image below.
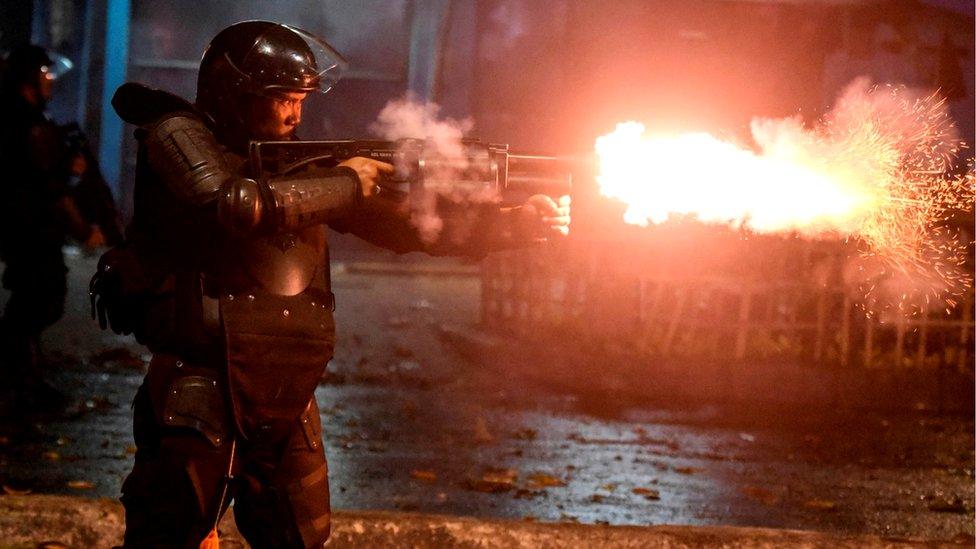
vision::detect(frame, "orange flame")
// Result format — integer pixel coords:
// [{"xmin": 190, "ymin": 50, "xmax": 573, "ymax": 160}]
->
[
  {"xmin": 595, "ymin": 122, "xmax": 879, "ymax": 234},
  {"xmin": 594, "ymin": 80, "xmax": 974, "ymax": 313}
]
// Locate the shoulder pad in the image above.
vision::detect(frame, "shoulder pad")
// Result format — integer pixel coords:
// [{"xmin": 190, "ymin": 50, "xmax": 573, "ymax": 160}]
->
[
  {"xmin": 112, "ymin": 82, "xmax": 199, "ymax": 126},
  {"xmin": 145, "ymin": 115, "xmax": 234, "ymax": 206}
]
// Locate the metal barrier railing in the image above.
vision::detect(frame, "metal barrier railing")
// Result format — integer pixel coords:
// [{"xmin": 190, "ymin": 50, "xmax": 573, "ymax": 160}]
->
[{"xmin": 481, "ymin": 237, "xmax": 974, "ymax": 373}]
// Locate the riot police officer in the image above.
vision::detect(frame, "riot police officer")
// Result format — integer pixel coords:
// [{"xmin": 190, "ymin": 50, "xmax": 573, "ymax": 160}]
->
[
  {"xmin": 61, "ymin": 123, "xmax": 126, "ymax": 247},
  {"xmin": 0, "ymin": 45, "xmax": 104, "ymax": 412},
  {"xmin": 91, "ymin": 21, "xmax": 568, "ymax": 548}
]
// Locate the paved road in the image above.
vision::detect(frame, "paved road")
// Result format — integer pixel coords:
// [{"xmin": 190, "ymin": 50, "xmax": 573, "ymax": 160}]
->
[{"xmin": 0, "ymin": 250, "xmax": 972, "ymax": 543}]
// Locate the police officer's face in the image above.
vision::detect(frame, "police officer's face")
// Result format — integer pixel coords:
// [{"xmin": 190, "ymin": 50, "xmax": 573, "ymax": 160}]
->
[{"xmin": 246, "ymin": 91, "xmax": 308, "ymax": 140}]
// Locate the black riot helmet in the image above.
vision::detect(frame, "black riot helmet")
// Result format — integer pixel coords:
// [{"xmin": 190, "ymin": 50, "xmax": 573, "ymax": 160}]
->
[
  {"xmin": 196, "ymin": 21, "xmax": 347, "ymax": 142},
  {"xmin": 2, "ymin": 44, "xmax": 72, "ymax": 99}
]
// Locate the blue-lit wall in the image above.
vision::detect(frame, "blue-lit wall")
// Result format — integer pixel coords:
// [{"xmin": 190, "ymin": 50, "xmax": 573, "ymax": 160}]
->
[{"xmin": 98, "ymin": 0, "xmax": 129, "ymax": 195}]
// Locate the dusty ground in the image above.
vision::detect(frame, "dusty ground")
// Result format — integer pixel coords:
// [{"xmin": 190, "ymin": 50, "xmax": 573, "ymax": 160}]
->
[
  {"xmin": 0, "ymin": 243, "xmax": 972, "ymax": 544},
  {"xmin": 3, "ymin": 496, "xmax": 969, "ymax": 549}
]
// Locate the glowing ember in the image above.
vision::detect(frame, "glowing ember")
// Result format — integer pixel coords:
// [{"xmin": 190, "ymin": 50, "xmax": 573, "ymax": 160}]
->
[{"xmin": 595, "ymin": 80, "xmax": 974, "ymax": 313}]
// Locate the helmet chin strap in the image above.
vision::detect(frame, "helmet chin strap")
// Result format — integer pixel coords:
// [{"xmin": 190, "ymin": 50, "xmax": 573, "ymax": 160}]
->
[
  {"xmin": 214, "ymin": 114, "xmax": 252, "ymax": 153},
  {"xmin": 251, "ymin": 127, "xmax": 297, "ymax": 143},
  {"xmin": 206, "ymin": 91, "xmax": 258, "ymax": 152},
  {"xmin": 215, "ymin": 115, "xmax": 297, "ymax": 153}
]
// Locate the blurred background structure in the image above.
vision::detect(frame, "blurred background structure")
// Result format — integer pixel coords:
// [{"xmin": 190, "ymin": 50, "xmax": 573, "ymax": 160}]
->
[
  {"xmin": 3, "ymin": 0, "xmax": 974, "ymax": 409},
  {"xmin": 1, "ymin": 3, "xmax": 974, "ymax": 539},
  {"xmin": 6, "ymin": 0, "xmax": 973, "ymax": 215}
]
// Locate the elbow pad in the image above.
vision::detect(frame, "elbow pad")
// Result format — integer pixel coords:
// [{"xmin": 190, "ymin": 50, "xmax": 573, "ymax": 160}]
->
[
  {"xmin": 217, "ymin": 167, "xmax": 362, "ymax": 234},
  {"xmin": 217, "ymin": 177, "xmax": 265, "ymax": 233}
]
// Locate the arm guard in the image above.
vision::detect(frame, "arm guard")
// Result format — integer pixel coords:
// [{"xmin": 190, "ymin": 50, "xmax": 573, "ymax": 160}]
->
[
  {"xmin": 220, "ymin": 167, "xmax": 361, "ymax": 233},
  {"xmin": 144, "ymin": 114, "xmax": 361, "ymax": 234}
]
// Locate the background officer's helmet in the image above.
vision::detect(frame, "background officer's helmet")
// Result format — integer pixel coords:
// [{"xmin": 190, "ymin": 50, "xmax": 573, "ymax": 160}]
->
[{"xmin": 2, "ymin": 44, "xmax": 73, "ymax": 96}]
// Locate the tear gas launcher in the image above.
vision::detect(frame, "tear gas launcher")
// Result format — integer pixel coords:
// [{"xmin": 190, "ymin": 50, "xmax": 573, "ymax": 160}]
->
[{"xmin": 248, "ymin": 138, "xmax": 575, "ymax": 204}]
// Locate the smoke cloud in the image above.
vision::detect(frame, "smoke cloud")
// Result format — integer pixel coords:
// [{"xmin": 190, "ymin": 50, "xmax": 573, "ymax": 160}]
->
[
  {"xmin": 370, "ymin": 96, "xmax": 498, "ymax": 245},
  {"xmin": 371, "ymin": 95, "xmax": 474, "ymax": 157}
]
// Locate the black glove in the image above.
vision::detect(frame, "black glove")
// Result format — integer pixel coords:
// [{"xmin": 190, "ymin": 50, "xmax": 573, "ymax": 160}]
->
[{"xmin": 89, "ymin": 244, "xmax": 153, "ymax": 336}]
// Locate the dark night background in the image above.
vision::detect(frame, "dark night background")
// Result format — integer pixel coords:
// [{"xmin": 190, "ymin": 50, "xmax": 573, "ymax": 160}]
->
[
  {"xmin": 0, "ymin": 1, "xmax": 974, "ymax": 546},
  {"xmin": 2, "ymin": 0, "xmax": 973, "ymax": 226}
]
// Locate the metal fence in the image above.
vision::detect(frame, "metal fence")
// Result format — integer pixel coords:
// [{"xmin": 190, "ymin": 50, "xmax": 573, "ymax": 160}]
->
[{"xmin": 481, "ymin": 231, "xmax": 974, "ymax": 374}]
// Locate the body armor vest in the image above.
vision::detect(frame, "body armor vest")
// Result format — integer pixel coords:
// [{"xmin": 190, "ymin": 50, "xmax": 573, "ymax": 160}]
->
[{"xmin": 128, "ymin": 113, "xmax": 336, "ymax": 439}]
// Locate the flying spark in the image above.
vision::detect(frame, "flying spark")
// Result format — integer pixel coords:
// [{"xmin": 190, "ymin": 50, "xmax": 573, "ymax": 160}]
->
[{"xmin": 595, "ymin": 80, "xmax": 974, "ymax": 315}]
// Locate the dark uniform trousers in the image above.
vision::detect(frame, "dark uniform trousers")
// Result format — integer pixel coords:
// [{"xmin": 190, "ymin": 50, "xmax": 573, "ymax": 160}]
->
[
  {"xmin": 0, "ymin": 97, "xmax": 72, "ymax": 388},
  {"xmin": 121, "ymin": 365, "xmax": 331, "ymax": 548},
  {"xmin": 0, "ymin": 249, "xmax": 67, "ymax": 381}
]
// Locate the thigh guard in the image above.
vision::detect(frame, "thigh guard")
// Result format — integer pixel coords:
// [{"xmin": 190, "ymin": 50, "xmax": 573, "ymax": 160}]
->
[
  {"xmin": 234, "ymin": 399, "xmax": 331, "ymax": 548},
  {"xmin": 122, "ymin": 384, "xmax": 231, "ymax": 548}
]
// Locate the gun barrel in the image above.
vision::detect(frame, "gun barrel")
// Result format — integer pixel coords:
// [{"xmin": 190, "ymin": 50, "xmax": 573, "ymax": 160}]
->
[
  {"xmin": 505, "ymin": 174, "xmax": 568, "ymax": 190},
  {"xmin": 504, "ymin": 153, "xmax": 594, "ymax": 196},
  {"xmin": 510, "ymin": 153, "xmax": 595, "ymax": 171},
  {"xmin": 508, "ymin": 153, "xmax": 560, "ymax": 165}
]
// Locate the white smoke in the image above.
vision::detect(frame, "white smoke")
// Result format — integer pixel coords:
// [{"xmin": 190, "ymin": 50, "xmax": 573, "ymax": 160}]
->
[
  {"xmin": 370, "ymin": 95, "xmax": 473, "ymax": 157},
  {"xmin": 370, "ymin": 96, "xmax": 497, "ymax": 244}
]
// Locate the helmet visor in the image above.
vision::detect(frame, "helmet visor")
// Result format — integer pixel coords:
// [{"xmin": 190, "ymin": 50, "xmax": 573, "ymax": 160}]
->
[
  {"xmin": 239, "ymin": 23, "xmax": 348, "ymax": 96},
  {"xmin": 42, "ymin": 52, "xmax": 73, "ymax": 81}
]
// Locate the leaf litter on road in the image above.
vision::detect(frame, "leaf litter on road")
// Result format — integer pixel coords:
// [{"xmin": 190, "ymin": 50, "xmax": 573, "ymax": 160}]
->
[
  {"xmin": 464, "ymin": 468, "xmax": 518, "ymax": 493},
  {"xmin": 410, "ymin": 470, "xmax": 438, "ymax": 483},
  {"xmin": 526, "ymin": 473, "xmax": 566, "ymax": 489},
  {"xmin": 632, "ymin": 487, "xmax": 661, "ymax": 500}
]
